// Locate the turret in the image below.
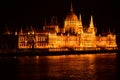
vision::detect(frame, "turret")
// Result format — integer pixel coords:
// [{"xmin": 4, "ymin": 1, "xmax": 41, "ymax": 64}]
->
[
  {"xmin": 88, "ymin": 15, "xmax": 96, "ymax": 34},
  {"xmin": 90, "ymin": 15, "xmax": 94, "ymax": 28},
  {"xmin": 78, "ymin": 14, "xmax": 83, "ymax": 34},
  {"xmin": 20, "ymin": 27, "xmax": 23, "ymax": 35},
  {"xmin": 79, "ymin": 14, "xmax": 82, "ymax": 27}
]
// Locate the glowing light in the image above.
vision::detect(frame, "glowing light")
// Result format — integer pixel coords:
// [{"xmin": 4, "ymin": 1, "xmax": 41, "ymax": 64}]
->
[
  {"xmin": 36, "ymin": 56, "xmax": 39, "ymax": 60},
  {"xmin": 18, "ymin": 3, "xmax": 117, "ymax": 50}
]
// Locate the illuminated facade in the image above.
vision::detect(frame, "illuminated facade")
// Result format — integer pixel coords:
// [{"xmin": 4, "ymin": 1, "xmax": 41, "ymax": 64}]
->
[{"xmin": 18, "ymin": 4, "xmax": 117, "ymax": 50}]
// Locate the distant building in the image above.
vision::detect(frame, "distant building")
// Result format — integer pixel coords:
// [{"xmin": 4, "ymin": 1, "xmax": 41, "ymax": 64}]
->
[{"xmin": 17, "ymin": 3, "xmax": 117, "ymax": 50}]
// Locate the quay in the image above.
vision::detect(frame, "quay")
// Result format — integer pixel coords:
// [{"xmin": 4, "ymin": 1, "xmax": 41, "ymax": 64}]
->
[{"xmin": 0, "ymin": 48, "xmax": 119, "ymax": 56}]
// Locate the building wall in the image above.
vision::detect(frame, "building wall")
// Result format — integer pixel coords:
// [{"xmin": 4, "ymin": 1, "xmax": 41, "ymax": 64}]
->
[
  {"xmin": 18, "ymin": 32, "xmax": 117, "ymax": 50},
  {"xmin": 34, "ymin": 34, "xmax": 48, "ymax": 48},
  {"xmin": 82, "ymin": 33, "xmax": 96, "ymax": 48}
]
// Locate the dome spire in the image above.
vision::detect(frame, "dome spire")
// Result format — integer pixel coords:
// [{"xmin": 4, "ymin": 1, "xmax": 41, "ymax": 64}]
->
[
  {"xmin": 79, "ymin": 14, "xmax": 82, "ymax": 27},
  {"xmin": 79, "ymin": 14, "xmax": 82, "ymax": 21},
  {"xmin": 70, "ymin": 2, "xmax": 73, "ymax": 12}
]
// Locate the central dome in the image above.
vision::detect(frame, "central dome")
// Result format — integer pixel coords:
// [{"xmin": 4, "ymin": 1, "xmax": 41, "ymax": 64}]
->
[{"xmin": 65, "ymin": 12, "xmax": 78, "ymax": 21}]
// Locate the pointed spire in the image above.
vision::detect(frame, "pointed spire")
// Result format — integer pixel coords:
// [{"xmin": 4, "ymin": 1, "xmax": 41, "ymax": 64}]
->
[
  {"xmin": 30, "ymin": 26, "xmax": 34, "ymax": 31},
  {"xmin": 88, "ymin": 15, "xmax": 95, "ymax": 34},
  {"xmin": 70, "ymin": 2, "xmax": 73, "ymax": 12},
  {"xmin": 30, "ymin": 26, "xmax": 35, "ymax": 34},
  {"xmin": 51, "ymin": 16, "xmax": 55, "ymax": 24},
  {"xmin": 79, "ymin": 14, "xmax": 82, "ymax": 27},
  {"xmin": 108, "ymin": 27, "xmax": 113, "ymax": 34},
  {"xmin": 79, "ymin": 14, "xmax": 82, "ymax": 21},
  {"xmin": 5, "ymin": 26, "xmax": 10, "ymax": 34},
  {"xmin": 90, "ymin": 15, "xmax": 94, "ymax": 28},
  {"xmin": 108, "ymin": 27, "xmax": 111, "ymax": 33},
  {"xmin": 15, "ymin": 28, "xmax": 18, "ymax": 35}
]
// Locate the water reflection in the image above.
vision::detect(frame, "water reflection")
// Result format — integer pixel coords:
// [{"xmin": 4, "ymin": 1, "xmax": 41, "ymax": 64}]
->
[{"xmin": 0, "ymin": 53, "xmax": 118, "ymax": 80}]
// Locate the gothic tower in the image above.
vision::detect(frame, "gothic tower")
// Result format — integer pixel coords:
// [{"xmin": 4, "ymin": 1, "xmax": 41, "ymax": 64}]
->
[{"xmin": 88, "ymin": 15, "xmax": 96, "ymax": 34}]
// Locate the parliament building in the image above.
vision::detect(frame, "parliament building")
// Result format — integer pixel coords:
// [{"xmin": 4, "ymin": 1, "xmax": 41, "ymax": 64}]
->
[{"xmin": 17, "ymin": 4, "xmax": 117, "ymax": 51}]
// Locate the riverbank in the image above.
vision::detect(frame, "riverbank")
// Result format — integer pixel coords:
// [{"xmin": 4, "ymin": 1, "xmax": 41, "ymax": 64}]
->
[{"xmin": 0, "ymin": 49, "xmax": 119, "ymax": 56}]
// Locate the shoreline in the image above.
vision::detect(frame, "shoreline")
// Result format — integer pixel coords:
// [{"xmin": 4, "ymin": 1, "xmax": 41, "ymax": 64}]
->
[{"xmin": 0, "ymin": 49, "xmax": 119, "ymax": 56}]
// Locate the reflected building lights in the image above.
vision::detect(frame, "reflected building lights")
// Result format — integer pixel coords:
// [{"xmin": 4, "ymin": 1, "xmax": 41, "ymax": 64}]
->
[{"xmin": 36, "ymin": 56, "xmax": 39, "ymax": 60}]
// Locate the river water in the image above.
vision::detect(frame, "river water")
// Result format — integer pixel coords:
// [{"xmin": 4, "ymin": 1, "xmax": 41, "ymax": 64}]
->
[{"xmin": 0, "ymin": 53, "xmax": 120, "ymax": 80}]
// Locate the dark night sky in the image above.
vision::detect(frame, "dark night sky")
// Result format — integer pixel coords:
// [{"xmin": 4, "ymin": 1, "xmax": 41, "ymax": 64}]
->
[{"xmin": 0, "ymin": 0, "xmax": 120, "ymax": 34}]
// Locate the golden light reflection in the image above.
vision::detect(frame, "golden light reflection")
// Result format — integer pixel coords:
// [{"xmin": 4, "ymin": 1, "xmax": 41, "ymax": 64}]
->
[
  {"xmin": 78, "ymin": 54, "xmax": 95, "ymax": 61},
  {"xmin": 35, "ymin": 56, "xmax": 40, "ymax": 64},
  {"xmin": 36, "ymin": 56, "xmax": 39, "ymax": 60},
  {"xmin": 46, "ymin": 55, "xmax": 66, "ymax": 59}
]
